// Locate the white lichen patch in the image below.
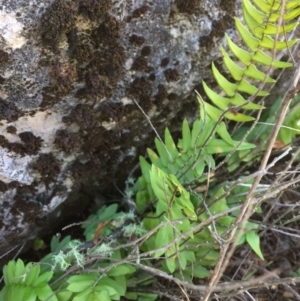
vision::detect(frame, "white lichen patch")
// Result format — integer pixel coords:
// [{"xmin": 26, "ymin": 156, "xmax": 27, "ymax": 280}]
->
[
  {"xmin": 0, "ymin": 10, "xmax": 26, "ymax": 50},
  {"xmin": 120, "ymin": 97, "xmax": 133, "ymax": 105},
  {"xmin": 9, "ymin": 111, "xmax": 64, "ymax": 148},
  {"xmin": 0, "ymin": 111, "xmax": 65, "ymax": 184},
  {"xmin": 47, "ymin": 195, "xmax": 66, "ymax": 211},
  {"xmin": 0, "ymin": 151, "xmax": 34, "ymax": 184}
]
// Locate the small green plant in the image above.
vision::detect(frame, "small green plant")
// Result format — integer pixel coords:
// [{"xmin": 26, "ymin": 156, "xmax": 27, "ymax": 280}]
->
[
  {"xmin": 202, "ymin": 0, "xmax": 299, "ymax": 122},
  {"xmin": 0, "ymin": 259, "xmax": 55, "ymax": 301},
  {"xmin": 1, "ymin": 0, "xmax": 299, "ymax": 300}
]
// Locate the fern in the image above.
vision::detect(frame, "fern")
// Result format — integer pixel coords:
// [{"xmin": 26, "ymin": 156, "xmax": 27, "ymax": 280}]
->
[
  {"xmin": 0, "ymin": 259, "xmax": 56, "ymax": 301},
  {"xmin": 134, "ymin": 96, "xmax": 255, "ymax": 204},
  {"xmin": 1, "ymin": 2, "xmax": 299, "ymax": 301},
  {"xmin": 202, "ymin": 0, "xmax": 299, "ymax": 121}
]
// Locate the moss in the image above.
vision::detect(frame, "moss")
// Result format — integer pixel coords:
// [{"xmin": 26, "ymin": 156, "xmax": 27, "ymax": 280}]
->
[
  {"xmin": 164, "ymin": 68, "xmax": 180, "ymax": 82},
  {"xmin": 40, "ymin": 91, "xmax": 58, "ymax": 108},
  {"xmin": 199, "ymin": 19, "xmax": 229, "ymax": 51},
  {"xmin": 220, "ymin": 0, "xmax": 236, "ymax": 15},
  {"xmin": 0, "ymin": 135, "xmax": 24, "ymax": 156},
  {"xmin": 67, "ymin": 29, "xmax": 94, "ymax": 64},
  {"xmin": 148, "ymin": 73, "xmax": 156, "ymax": 81},
  {"xmin": 141, "ymin": 46, "xmax": 151, "ymax": 56},
  {"xmin": 40, "ymin": 0, "xmax": 78, "ymax": 49},
  {"xmin": 131, "ymin": 56, "xmax": 148, "ymax": 71},
  {"xmin": 0, "ymin": 50, "xmax": 9, "ymax": 66},
  {"xmin": 85, "ymin": 71, "xmax": 112, "ymax": 99},
  {"xmin": 0, "ymin": 99, "xmax": 21, "ymax": 122},
  {"xmin": 160, "ymin": 57, "xmax": 170, "ymax": 68},
  {"xmin": 54, "ymin": 129, "xmax": 83, "ymax": 154},
  {"xmin": 199, "ymin": 0, "xmax": 236, "ymax": 51},
  {"xmin": 129, "ymin": 35, "xmax": 145, "ymax": 46},
  {"xmin": 18, "ymin": 132, "xmax": 43, "ymax": 155},
  {"xmin": 131, "ymin": 5, "xmax": 149, "ymax": 18},
  {"xmin": 168, "ymin": 93, "xmax": 178, "ymax": 101},
  {"xmin": 70, "ymin": 161, "xmax": 100, "ymax": 185},
  {"xmin": 30, "ymin": 153, "xmax": 60, "ymax": 185},
  {"xmin": 155, "ymin": 84, "xmax": 168, "ymax": 103},
  {"xmin": 49, "ymin": 60, "xmax": 77, "ymax": 95},
  {"xmin": 62, "ymin": 104, "xmax": 99, "ymax": 129},
  {"xmin": 78, "ymin": 0, "xmax": 112, "ymax": 21},
  {"xmin": 91, "ymin": 15, "xmax": 120, "ymax": 46},
  {"xmin": 6, "ymin": 126, "xmax": 17, "ymax": 134},
  {"xmin": 128, "ymin": 77, "xmax": 152, "ymax": 97},
  {"xmin": 175, "ymin": 0, "xmax": 199, "ymax": 14}
]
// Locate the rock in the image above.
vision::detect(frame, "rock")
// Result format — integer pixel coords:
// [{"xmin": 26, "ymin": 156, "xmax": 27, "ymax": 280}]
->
[{"xmin": 0, "ymin": 0, "xmax": 238, "ymax": 256}]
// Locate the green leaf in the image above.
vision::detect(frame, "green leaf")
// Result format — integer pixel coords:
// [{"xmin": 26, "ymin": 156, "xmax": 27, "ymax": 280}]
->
[
  {"xmin": 50, "ymin": 235, "xmax": 71, "ymax": 252},
  {"xmin": 147, "ymin": 148, "xmax": 161, "ymax": 166},
  {"xmin": 150, "ymin": 165, "xmax": 169, "ymax": 202},
  {"xmin": 33, "ymin": 271, "xmax": 53, "ymax": 286},
  {"xmin": 57, "ymin": 291, "xmax": 73, "ymax": 301},
  {"xmin": 243, "ymin": 0, "xmax": 267, "ymax": 25},
  {"xmin": 206, "ymin": 139, "xmax": 234, "ymax": 154},
  {"xmin": 252, "ymin": 49, "xmax": 292, "ymax": 68},
  {"xmin": 217, "ymin": 122, "xmax": 235, "ymax": 146},
  {"xmin": 204, "ymin": 101, "xmax": 255, "ymax": 122},
  {"xmin": 95, "ymin": 277, "xmax": 125, "ymax": 297},
  {"xmin": 226, "ymin": 34, "xmax": 251, "ymax": 65},
  {"xmin": 179, "ymin": 118, "xmax": 191, "ymax": 152},
  {"xmin": 23, "ymin": 286, "xmax": 37, "ymax": 301},
  {"xmin": 165, "ymin": 245, "xmax": 177, "ymax": 273},
  {"xmin": 107, "ymin": 264, "xmax": 136, "ymax": 277},
  {"xmin": 251, "ymin": 0, "xmax": 271, "ymax": 13},
  {"xmin": 164, "ymin": 128, "xmax": 179, "ymax": 160},
  {"xmin": 221, "ymin": 47, "xmax": 244, "ymax": 81},
  {"xmin": 98, "ymin": 204, "xmax": 119, "ymax": 220},
  {"xmin": 242, "ymin": 3, "xmax": 264, "ymax": 38},
  {"xmin": 246, "ymin": 231, "xmax": 264, "ymax": 260},
  {"xmin": 193, "ymin": 265, "xmax": 210, "ymax": 279},
  {"xmin": 261, "ymin": 35, "xmax": 298, "ymax": 50},
  {"xmin": 154, "ymin": 225, "xmax": 173, "ymax": 258},
  {"xmin": 36, "ymin": 283, "xmax": 57, "ymax": 301},
  {"xmin": 25, "ymin": 264, "xmax": 40, "ymax": 286},
  {"xmin": 237, "ymin": 79, "xmax": 269, "ymax": 96},
  {"xmin": 154, "ymin": 138, "xmax": 171, "ymax": 167},
  {"xmin": 139, "ymin": 156, "xmax": 151, "ymax": 183},
  {"xmin": 178, "ymin": 251, "xmax": 195, "ymax": 270},
  {"xmin": 209, "ymin": 187, "xmax": 229, "ymax": 214},
  {"xmin": 235, "ymin": 18, "xmax": 259, "ymax": 51},
  {"xmin": 15, "ymin": 259, "xmax": 26, "ymax": 279},
  {"xmin": 244, "ymin": 64, "xmax": 275, "ymax": 83},
  {"xmin": 96, "ymin": 290, "xmax": 111, "ymax": 301},
  {"xmin": 217, "ymin": 216, "xmax": 235, "ymax": 227},
  {"xmin": 212, "ymin": 63, "xmax": 237, "ymax": 96},
  {"xmin": 264, "ymin": 21, "xmax": 299, "ymax": 35},
  {"xmin": 3, "ymin": 262, "xmax": 13, "ymax": 285},
  {"xmin": 67, "ymin": 274, "xmax": 98, "ymax": 293},
  {"xmin": 72, "ymin": 287, "xmax": 93, "ymax": 301},
  {"xmin": 203, "ymin": 81, "xmax": 264, "ymax": 110}
]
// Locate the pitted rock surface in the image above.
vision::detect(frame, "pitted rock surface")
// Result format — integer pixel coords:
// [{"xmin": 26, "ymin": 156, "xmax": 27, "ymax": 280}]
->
[{"xmin": 0, "ymin": 0, "xmax": 239, "ymax": 256}]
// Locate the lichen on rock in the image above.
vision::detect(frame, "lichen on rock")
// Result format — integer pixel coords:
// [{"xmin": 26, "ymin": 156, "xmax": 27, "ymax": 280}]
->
[{"xmin": 0, "ymin": 0, "xmax": 238, "ymax": 258}]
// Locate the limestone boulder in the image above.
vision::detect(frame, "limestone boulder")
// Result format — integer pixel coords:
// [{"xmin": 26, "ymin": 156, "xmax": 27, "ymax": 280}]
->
[{"xmin": 0, "ymin": 0, "xmax": 238, "ymax": 256}]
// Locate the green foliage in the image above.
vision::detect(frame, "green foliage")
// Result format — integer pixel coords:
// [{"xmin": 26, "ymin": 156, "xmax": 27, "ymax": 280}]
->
[
  {"xmin": 1, "ymin": 1, "xmax": 299, "ymax": 300},
  {"xmin": 0, "ymin": 259, "xmax": 56, "ymax": 301},
  {"xmin": 202, "ymin": 0, "xmax": 299, "ymax": 121},
  {"xmin": 227, "ymin": 93, "xmax": 300, "ymax": 170},
  {"xmin": 134, "ymin": 99, "xmax": 263, "ymax": 276},
  {"xmin": 134, "ymin": 96, "xmax": 255, "ymax": 200}
]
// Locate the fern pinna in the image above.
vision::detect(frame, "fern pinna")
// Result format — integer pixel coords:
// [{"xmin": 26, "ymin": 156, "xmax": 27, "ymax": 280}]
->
[{"xmin": 202, "ymin": 0, "xmax": 299, "ymax": 122}]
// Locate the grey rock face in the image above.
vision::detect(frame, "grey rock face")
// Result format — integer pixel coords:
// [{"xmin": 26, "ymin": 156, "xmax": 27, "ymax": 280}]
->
[{"xmin": 0, "ymin": 0, "xmax": 238, "ymax": 255}]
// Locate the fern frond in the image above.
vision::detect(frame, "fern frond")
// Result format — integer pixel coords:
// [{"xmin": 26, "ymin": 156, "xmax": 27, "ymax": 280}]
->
[{"xmin": 202, "ymin": 0, "xmax": 299, "ymax": 122}]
